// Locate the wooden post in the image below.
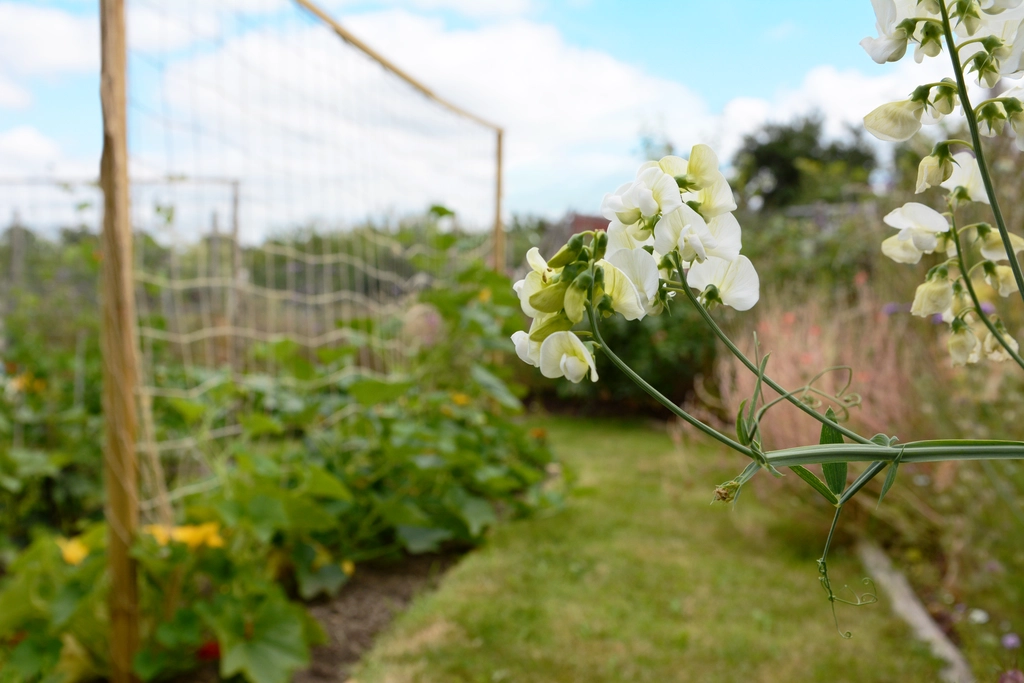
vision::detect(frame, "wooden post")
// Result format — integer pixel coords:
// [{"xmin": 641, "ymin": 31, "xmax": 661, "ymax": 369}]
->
[
  {"xmin": 492, "ymin": 129, "xmax": 505, "ymax": 274},
  {"xmin": 99, "ymin": 1, "xmax": 141, "ymax": 681}
]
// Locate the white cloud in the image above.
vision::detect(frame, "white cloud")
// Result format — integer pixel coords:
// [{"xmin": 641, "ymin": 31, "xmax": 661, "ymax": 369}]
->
[
  {"xmin": 326, "ymin": 0, "xmax": 534, "ymax": 19},
  {"xmin": 0, "ymin": 3, "xmax": 98, "ymax": 76},
  {"xmin": 0, "ymin": 126, "xmax": 63, "ymax": 169},
  {"xmin": 0, "ymin": 74, "xmax": 31, "ymax": 109},
  {"xmin": 0, "ymin": 2, "xmax": 979, "ymax": 235}
]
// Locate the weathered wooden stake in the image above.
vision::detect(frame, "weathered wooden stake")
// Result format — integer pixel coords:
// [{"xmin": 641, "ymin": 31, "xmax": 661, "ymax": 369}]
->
[
  {"xmin": 493, "ymin": 129, "xmax": 505, "ymax": 274},
  {"xmin": 99, "ymin": 0, "xmax": 141, "ymax": 680}
]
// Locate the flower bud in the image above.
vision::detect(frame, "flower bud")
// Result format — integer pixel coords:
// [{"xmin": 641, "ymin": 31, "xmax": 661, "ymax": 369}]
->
[
  {"xmin": 563, "ymin": 272, "xmax": 594, "ymax": 323},
  {"xmin": 916, "ymin": 154, "xmax": 954, "ymax": 193},
  {"xmin": 546, "ymin": 234, "xmax": 585, "ymax": 268},
  {"xmin": 528, "ymin": 281, "xmax": 570, "ymax": 314},
  {"xmin": 527, "ymin": 312, "xmax": 574, "ymax": 342},
  {"xmin": 948, "ymin": 321, "xmax": 979, "ymax": 366},
  {"xmin": 911, "ymin": 275, "xmax": 954, "ymax": 317},
  {"xmin": 592, "ymin": 231, "xmax": 608, "ymax": 261}
]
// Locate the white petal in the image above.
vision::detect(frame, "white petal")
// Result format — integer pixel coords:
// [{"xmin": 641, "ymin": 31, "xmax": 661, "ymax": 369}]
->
[
  {"xmin": 526, "ymin": 247, "xmax": 548, "ymax": 273},
  {"xmin": 696, "ymin": 175, "xmax": 736, "ymax": 218},
  {"xmin": 863, "ymin": 100, "xmax": 924, "ymax": 142},
  {"xmin": 511, "ymin": 330, "xmax": 539, "ymax": 367},
  {"xmin": 940, "ymin": 152, "xmax": 990, "ymax": 204},
  {"xmin": 705, "ymin": 213, "xmax": 743, "ymax": 261},
  {"xmin": 686, "ymin": 144, "xmax": 721, "ymax": 189},
  {"xmin": 597, "ymin": 259, "xmax": 647, "ymax": 320},
  {"xmin": 657, "ymin": 155, "xmax": 688, "ymax": 177},
  {"xmin": 688, "ymin": 255, "xmax": 760, "ymax": 311},
  {"xmin": 883, "ymin": 202, "xmax": 949, "ymax": 234},
  {"xmin": 607, "ymin": 248, "xmax": 660, "ymax": 308},
  {"xmin": 881, "ymin": 234, "xmax": 924, "ymax": 264},
  {"xmin": 539, "ymin": 332, "xmax": 597, "ymax": 382},
  {"xmin": 517, "ymin": 271, "xmax": 545, "ymax": 317}
]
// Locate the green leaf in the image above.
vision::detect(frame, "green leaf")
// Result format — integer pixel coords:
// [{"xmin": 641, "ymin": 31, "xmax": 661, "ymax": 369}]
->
[
  {"xmin": 870, "ymin": 433, "xmax": 899, "ymax": 447},
  {"xmin": 216, "ymin": 597, "xmax": 310, "ymax": 683},
  {"xmin": 789, "ymin": 466, "xmax": 839, "ymax": 506},
  {"xmin": 348, "ymin": 378, "xmax": 413, "ymax": 406},
  {"xmin": 295, "ymin": 563, "xmax": 349, "ymax": 601},
  {"xmin": 470, "ymin": 365, "xmax": 521, "ymax": 411},
  {"xmin": 304, "ymin": 466, "xmax": 353, "ymax": 501},
  {"xmin": 156, "ymin": 608, "xmax": 204, "ymax": 649},
  {"xmin": 819, "ymin": 407, "xmax": 847, "ymax": 496},
  {"xmin": 246, "ymin": 494, "xmax": 289, "ymax": 542},
  {"xmin": 239, "ymin": 412, "xmax": 285, "ymax": 438},
  {"xmin": 878, "ymin": 449, "xmax": 904, "ymax": 507},
  {"xmin": 7, "ymin": 634, "xmax": 62, "ymax": 680},
  {"xmin": 458, "ymin": 495, "xmax": 497, "ymax": 537},
  {"xmin": 396, "ymin": 526, "xmax": 453, "ymax": 554},
  {"xmin": 283, "ymin": 496, "xmax": 336, "ymax": 533},
  {"xmin": 168, "ymin": 398, "xmax": 207, "ymax": 426}
]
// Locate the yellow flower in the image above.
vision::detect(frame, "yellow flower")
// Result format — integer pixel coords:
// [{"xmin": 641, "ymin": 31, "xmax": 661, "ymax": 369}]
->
[
  {"xmin": 451, "ymin": 392, "xmax": 472, "ymax": 407},
  {"xmin": 342, "ymin": 560, "xmax": 355, "ymax": 576},
  {"xmin": 31, "ymin": 378, "xmax": 46, "ymax": 393},
  {"xmin": 56, "ymin": 538, "xmax": 89, "ymax": 566},
  {"xmin": 143, "ymin": 524, "xmax": 172, "ymax": 546},
  {"xmin": 144, "ymin": 522, "xmax": 224, "ymax": 549},
  {"xmin": 172, "ymin": 523, "xmax": 224, "ymax": 549},
  {"xmin": 10, "ymin": 373, "xmax": 31, "ymax": 393},
  {"xmin": 478, "ymin": 287, "xmax": 492, "ymax": 303}
]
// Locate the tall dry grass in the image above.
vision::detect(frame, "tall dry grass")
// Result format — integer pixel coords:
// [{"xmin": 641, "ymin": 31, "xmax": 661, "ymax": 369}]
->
[{"xmin": 711, "ymin": 282, "xmax": 949, "ymax": 451}]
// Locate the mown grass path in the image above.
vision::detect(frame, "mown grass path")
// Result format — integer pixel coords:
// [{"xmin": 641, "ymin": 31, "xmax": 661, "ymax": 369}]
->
[{"xmin": 353, "ymin": 417, "xmax": 944, "ymax": 682}]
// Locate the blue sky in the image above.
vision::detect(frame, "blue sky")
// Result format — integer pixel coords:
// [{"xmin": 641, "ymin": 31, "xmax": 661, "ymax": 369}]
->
[{"xmin": 0, "ymin": 0, "xmax": 931, "ymax": 225}]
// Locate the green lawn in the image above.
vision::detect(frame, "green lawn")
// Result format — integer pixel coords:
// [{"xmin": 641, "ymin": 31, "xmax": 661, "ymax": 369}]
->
[{"xmin": 352, "ymin": 417, "xmax": 945, "ymax": 683}]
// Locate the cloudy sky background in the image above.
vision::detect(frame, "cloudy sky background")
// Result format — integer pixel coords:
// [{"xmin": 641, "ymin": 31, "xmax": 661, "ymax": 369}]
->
[{"xmin": 0, "ymin": 0, "xmax": 952, "ymax": 233}]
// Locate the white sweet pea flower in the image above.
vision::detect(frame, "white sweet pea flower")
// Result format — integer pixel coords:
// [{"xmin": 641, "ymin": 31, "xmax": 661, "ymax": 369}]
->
[
  {"xmin": 883, "ymin": 202, "xmax": 950, "ymax": 253},
  {"xmin": 633, "ymin": 165, "xmax": 684, "ymax": 220},
  {"xmin": 601, "ymin": 181, "xmax": 644, "ymax": 226},
  {"xmin": 864, "ymin": 99, "xmax": 925, "ymax": 141},
  {"xmin": 980, "ymin": 230, "xmax": 1024, "ymax": 260},
  {"xmin": 881, "ymin": 234, "xmax": 928, "ymax": 264},
  {"xmin": 601, "ymin": 164, "xmax": 682, "ymax": 229},
  {"xmin": 911, "ymin": 276, "xmax": 954, "ymax": 317},
  {"xmin": 940, "ymin": 152, "xmax": 990, "ymax": 204},
  {"xmin": 605, "ymin": 220, "xmax": 654, "ymax": 257},
  {"xmin": 705, "ymin": 212, "xmax": 743, "ymax": 262},
  {"xmin": 513, "ymin": 247, "xmax": 561, "ymax": 318},
  {"xmin": 948, "ymin": 323, "xmax": 979, "ymax": 366},
  {"xmin": 915, "ymin": 154, "xmax": 954, "ymax": 193},
  {"xmin": 861, "ymin": 0, "xmax": 911, "ymax": 63},
  {"xmin": 1000, "ymin": 85, "xmax": 1024, "ymax": 149},
  {"xmin": 606, "ymin": 248, "xmax": 661, "ymax": 315},
  {"xmin": 539, "ymin": 331, "xmax": 598, "ymax": 383},
  {"xmin": 511, "ymin": 330, "xmax": 541, "ymax": 367},
  {"xmin": 653, "ymin": 145, "xmax": 724, "ymax": 191},
  {"xmin": 686, "ymin": 175, "xmax": 737, "ymax": 219},
  {"xmin": 596, "ymin": 258, "xmax": 647, "ymax": 320},
  {"xmin": 687, "ymin": 255, "xmax": 760, "ymax": 311},
  {"xmin": 653, "ymin": 204, "xmax": 717, "ymax": 263},
  {"xmin": 984, "ymin": 329, "xmax": 1019, "ymax": 362},
  {"xmin": 986, "ymin": 264, "xmax": 1018, "ymax": 296},
  {"xmin": 983, "ymin": 0, "xmax": 1024, "ymax": 13}
]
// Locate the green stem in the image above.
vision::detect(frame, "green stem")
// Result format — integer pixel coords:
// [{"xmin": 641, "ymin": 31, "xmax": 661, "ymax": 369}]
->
[
  {"xmin": 944, "ymin": 138, "xmax": 974, "ymax": 150},
  {"xmin": 950, "ymin": 217, "xmax": 1024, "ymax": 371},
  {"xmin": 765, "ymin": 440, "xmax": 1024, "ymax": 467},
  {"xmin": 586, "ymin": 304, "xmax": 755, "ymax": 458},
  {"xmin": 838, "ymin": 461, "xmax": 887, "ymax": 506},
  {"xmin": 674, "ymin": 263, "xmax": 874, "ymax": 445},
  {"xmin": 939, "ymin": 1, "xmax": 1024, "ymax": 309}
]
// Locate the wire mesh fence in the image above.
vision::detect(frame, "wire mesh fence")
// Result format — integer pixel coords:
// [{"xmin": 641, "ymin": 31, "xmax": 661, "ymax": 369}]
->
[{"xmin": 1, "ymin": 0, "xmax": 503, "ymax": 535}]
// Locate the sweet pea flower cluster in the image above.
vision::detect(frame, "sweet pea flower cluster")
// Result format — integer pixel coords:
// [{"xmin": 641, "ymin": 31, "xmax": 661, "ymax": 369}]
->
[
  {"xmin": 864, "ymin": 0, "xmax": 1024, "ymax": 366},
  {"xmin": 510, "ymin": 144, "xmax": 759, "ymax": 383}
]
